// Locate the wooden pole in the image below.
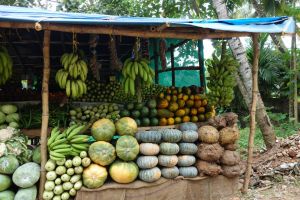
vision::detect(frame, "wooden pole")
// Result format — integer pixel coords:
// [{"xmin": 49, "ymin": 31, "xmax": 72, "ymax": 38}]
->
[
  {"xmin": 170, "ymin": 44, "xmax": 175, "ymax": 86},
  {"xmin": 291, "ymin": 33, "xmax": 298, "ymax": 124},
  {"xmin": 242, "ymin": 33, "xmax": 259, "ymax": 193},
  {"xmin": 0, "ymin": 21, "xmax": 252, "ymax": 40},
  {"xmin": 39, "ymin": 30, "xmax": 51, "ymax": 200}
]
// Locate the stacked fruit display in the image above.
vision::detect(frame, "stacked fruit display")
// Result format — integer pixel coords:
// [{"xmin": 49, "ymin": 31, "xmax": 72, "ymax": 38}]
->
[
  {"xmin": 0, "ymin": 46, "xmax": 13, "ymax": 86},
  {"xmin": 120, "ymin": 99, "xmax": 158, "ymax": 127},
  {"xmin": 121, "ymin": 57, "xmax": 155, "ymax": 95},
  {"xmin": 0, "ymin": 104, "xmax": 20, "ymax": 129},
  {"xmin": 206, "ymin": 53, "xmax": 238, "ymax": 107},
  {"xmin": 82, "ymin": 117, "xmax": 140, "ymax": 189},
  {"xmin": 43, "ymin": 152, "xmax": 91, "ymax": 200},
  {"xmin": 55, "ymin": 52, "xmax": 88, "ymax": 99},
  {"xmin": 68, "ymin": 103, "xmax": 121, "ymax": 126},
  {"xmin": 157, "ymin": 86, "xmax": 215, "ymax": 126},
  {"xmin": 78, "ymin": 80, "xmax": 165, "ymax": 104},
  {"xmin": 47, "ymin": 125, "xmax": 90, "ymax": 161}
]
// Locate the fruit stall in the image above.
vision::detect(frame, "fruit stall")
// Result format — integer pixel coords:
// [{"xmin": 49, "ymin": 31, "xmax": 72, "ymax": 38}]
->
[{"xmin": 0, "ymin": 5, "xmax": 296, "ymax": 200}]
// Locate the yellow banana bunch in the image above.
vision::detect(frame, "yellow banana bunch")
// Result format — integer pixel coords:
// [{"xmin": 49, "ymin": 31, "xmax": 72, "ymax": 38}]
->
[
  {"xmin": 56, "ymin": 51, "xmax": 89, "ymax": 99},
  {"xmin": 121, "ymin": 57, "xmax": 155, "ymax": 96},
  {"xmin": 0, "ymin": 46, "xmax": 13, "ymax": 86},
  {"xmin": 206, "ymin": 53, "xmax": 238, "ymax": 107},
  {"xmin": 47, "ymin": 125, "xmax": 90, "ymax": 161}
]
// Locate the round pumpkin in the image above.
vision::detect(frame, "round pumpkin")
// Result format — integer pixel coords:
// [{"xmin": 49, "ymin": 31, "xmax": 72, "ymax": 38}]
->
[
  {"xmin": 159, "ymin": 143, "xmax": 179, "ymax": 155},
  {"xmin": 88, "ymin": 141, "xmax": 116, "ymax": 166},
  {"xmin": 198, "ymin": 125, "xmax": 219, "ymax": 143},
  {"xmin": 179, "ymin": 143, "xmax": 198, "ymax": 155},
  {"xmin": 115, "ymin": 117, "xmax": 138, "ymax": 136},
  {"xmin": 179, "ymin": 122, "xmax": 198, "ymax": 131},
  {"xmin": 182, "ymin": 130, "xmax": 198, "ymax": 142},
  {"xmin": 179, "ymin": 167, "xmax": 198, "ymax": 178},
  {"xmin": 161, "ymin": 167, "xmax": 179, "ymax": 179},
  {"xmin": 135, "ymin": 131, "xmax": 161, "ymax": 143},
  {"xmin": 177, "ymin": 155, "xmax": 196, "ymax": 167},
  {"xmin": 109, "ymin": 161, "xmax": 139, "ymax": 184},
  {"xmin": 158, "ymin": 155, "xmax": 178, "ymax": 167},
  {"xmin": 161, "ymin": 129, "xmax": 182, "ymax": 142},
  {"xmin": 136, "ymin": 156, "xmax": 158, "ymax": 169},
  {"xmin": 139, "ymin": 143, "xmax": 160, "ymax": 156},
  {"xmin": 139, "ymin": 167, "xmax": 161, "ymax": 183},
  {"xmin": 91, "ymin": 119, "xmax": 116, "ymax": 142},
  {"xmin": 83, "ymin": 164, "xmax": 107, "ymax": 189},
  {"xmin": 116, "ymin": 136, "xmax": 139, "ymax": 161}
]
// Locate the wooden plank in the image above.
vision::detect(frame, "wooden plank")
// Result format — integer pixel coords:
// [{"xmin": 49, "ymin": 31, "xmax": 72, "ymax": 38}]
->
[
  {"xmin": 39, "ymin": 30, "xmax": 51, "ymax": 200},
  {"xmin": 0, "ymin": 22, "xmax": 252, "ymax": 40}
]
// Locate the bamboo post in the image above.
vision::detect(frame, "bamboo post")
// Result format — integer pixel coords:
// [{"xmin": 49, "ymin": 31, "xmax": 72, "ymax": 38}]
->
[
  {"xmin": 242, "ymin": 33, "xmax": 259, "ymax": 193},
  {"xmin": 39, "ymin": 30, "xmax": 51, "ymax": 200},
  {"xmin": 291, "ymin": 33, "xmax": 298, "ymax": 124}
]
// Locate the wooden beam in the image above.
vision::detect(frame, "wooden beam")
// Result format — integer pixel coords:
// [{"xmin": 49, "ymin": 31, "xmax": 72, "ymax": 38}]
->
[
  {"xmin": 242, "ymin": 33, "xmax": 259, "ymax": 194},
  {"xmin": 0, "ymin": 22, "xmax": 252, "ymax": 39},
  {"xmin": 39, "ymin": 30, "xmax": 51, "ymax": 200},
  {"xmin": 291, "ymin": 33, "xmax": 298, "ymax": 124}
]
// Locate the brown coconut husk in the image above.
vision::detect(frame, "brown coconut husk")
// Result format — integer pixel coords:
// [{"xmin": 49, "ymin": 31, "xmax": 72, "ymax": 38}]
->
[
  {"xmin": 197, "ymin": 143, "xmax": 224, "ymax": 162},
  {"xmin": 207, "ymin": 112, "xmax": 238, "ymax": 130},
  {"xmin": 220, "ymin": 150, "xmax": 240, "ymax": 166},
  {"xmin": 198, "ymin": 125, "xmax": 219, "ymax": 143},
  {"xmin": 222, "ymin": 165, "xmax": 240, "ymax": 178},
  {"xmin": 224, "ymin": 143, "xmax": 238, "ymax": 151},
  {"xmin": 219, "ymin": 126, "xmax": 239, "ymax": 145},
  {"xmin": 196, "ymin": 160, "xmax": 222, "ymax": 176}
]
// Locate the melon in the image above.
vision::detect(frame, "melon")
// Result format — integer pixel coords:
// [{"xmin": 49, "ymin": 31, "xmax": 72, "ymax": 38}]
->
[
  {"xmin": 0, "ymin": 112, "xmax": 6, "ymax": 124},
  {"xmin": 109, "ymin": 161, "xmax": 139, "ymax": 184},
  {"xmin": 83, "ymin": 164, "xmax": 107, "ymax": 189},
  {"xmin": 0, "ymin": 174, "xmax": 11, "ymax": 192},
  {"xmin": 88, "ymin": 141, "xmax": 116, "ymax": 166},
  {"xmin": 91, "ymin": 119, "xmax": 116, "ymax": 142},
  {"xmin": 0, "ymin": 155, "xmax": 19, "ymax": 174},
  {"xmin": 12, "ymin": 162, "xmax": 40, "ymax": 188},
  {"xmin": 14, "ymin": 185, "xmax": 37, "ymax": 200},
  {"xmin": 115, "ymin": 117, "xmax": 138, "ymax": 136},
  {"xmin": 0, "ymin": 190, "xmax": 15, "ymax": 200},
  {"xmin": 116, "ymin": 135, "xmax": 139, "ymax": 161}
]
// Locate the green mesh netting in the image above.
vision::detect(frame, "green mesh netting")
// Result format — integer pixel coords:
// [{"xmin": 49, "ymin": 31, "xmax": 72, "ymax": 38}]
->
[{"xmin": 149, "ymin": 39, "xmax": 204, "ymax": 87}]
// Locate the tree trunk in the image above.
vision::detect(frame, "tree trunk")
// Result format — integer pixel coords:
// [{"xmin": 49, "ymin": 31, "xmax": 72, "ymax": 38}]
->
[
  {"xmin": 251, "ymin": 0, "xmax": 287, "ymax": 53},
  {"xmin": 212, "ymin": 0, "xmax": 276, "ymax": 149}
]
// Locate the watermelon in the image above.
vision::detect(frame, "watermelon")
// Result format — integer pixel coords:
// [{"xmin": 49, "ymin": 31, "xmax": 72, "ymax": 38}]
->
[
  {"xmin": 88, "ymin": 141, "xmax": 116, "ymax": 166},
  {"xmin": 116, "ymin": 136, "xmax": 139, "ymax": 161},
  {"xmin": 0, "ymin": 155, "xmax": 19, "ymax": 174},
  {"xmin": 91, "ymin": 119, "xmax": 116, "ymax": 142},
  {"xmin": 115, "ymin": 117, "xmax": 138, "ymax": 136},
  {"xmin": 0, "ymin": 190, "xmax": 15, "ymax": 200},
  {"xmin": 0, "ymin": 174, "xmax": 11, "ymax": 192}
]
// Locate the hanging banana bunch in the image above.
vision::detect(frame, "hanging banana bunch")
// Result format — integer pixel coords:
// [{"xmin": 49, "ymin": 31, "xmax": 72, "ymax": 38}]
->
[
  {"xmin": 206, "ymin": 53, "xmax": 238, "ymax": 107},
  {"xmin": 121, "ymin": 39, "xmax": 155, "ymax": 96},
  {"xmin": 55, "ymin": 33, "xmax": 88, "ymax": 99},
  {"xmin": 0, "ymin": 46, "xmax": 13, "ymax": 86}
]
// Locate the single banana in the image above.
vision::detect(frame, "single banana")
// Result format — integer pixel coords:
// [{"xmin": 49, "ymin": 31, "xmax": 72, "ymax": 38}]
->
[{"xmin": 66, "ymin": 80, "xmax": 71, "ymax": 97}]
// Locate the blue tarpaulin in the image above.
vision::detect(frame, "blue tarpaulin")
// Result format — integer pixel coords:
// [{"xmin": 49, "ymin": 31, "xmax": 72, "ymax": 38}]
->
[{"xmin": 0, "ymin": 5, "xmax": 296, "ymax": 34}]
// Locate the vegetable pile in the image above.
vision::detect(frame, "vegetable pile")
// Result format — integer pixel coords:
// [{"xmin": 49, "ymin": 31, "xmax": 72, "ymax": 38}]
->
[{"xmin": 0, "ymin": 104, "xmax": 20, "ymax": 129}]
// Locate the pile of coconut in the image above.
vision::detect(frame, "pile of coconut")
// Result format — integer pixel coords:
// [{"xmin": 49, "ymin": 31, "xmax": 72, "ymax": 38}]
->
[{"xmin": 196, "ymin": 113, "xmax": 241, "ymax": 178}]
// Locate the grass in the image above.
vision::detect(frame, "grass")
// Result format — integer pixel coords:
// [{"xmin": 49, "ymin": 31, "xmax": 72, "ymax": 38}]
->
[{"xmin": 238, "ymin": 112, "xmax": 300, "ymax": 154}]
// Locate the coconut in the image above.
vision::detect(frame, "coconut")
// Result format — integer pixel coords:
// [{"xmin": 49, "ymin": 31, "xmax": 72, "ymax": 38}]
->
[
  {"xmin": 197, "ymin": 143, "xmax": 224, "ymax": 162},
  {"xmin": 196, "ymin": 160, "xmax": 222, "ymax": 176},
  {"xmin": 224, "ymin": 143, "xmax": 238, "ymax": 151},
  {"xmin": 222, "ymin": 165, "xmax": 240, "ymax": 178},
  {"xmin": 198, "ymin": 126, "xmax": 219, "ymax": 143},
  {"xmin": 220, "ymin": 150, "xmax": 240, "ymax": 166},
  {"xmin": 219, "ymin": 127, "xmax": 239, "ymax": 145}
]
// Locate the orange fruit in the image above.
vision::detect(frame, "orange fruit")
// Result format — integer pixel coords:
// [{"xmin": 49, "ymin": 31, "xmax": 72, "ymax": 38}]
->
[
  {"xmin": 195, "ymin": 94, "xmax": 201, "ymax": 100},
  {"xmin": 186, "ymin": 100, "xmax": 194, "ymax": 108},
  {"xmin": 171, "ymin": 95, "xmax": 177, "ymax": 102},
  {"xmin": 175, "ymin": 109, "xmax": 185, "ymax": 117},
  {"xmin": 168, "ymin": 102, "xmax": 179, "ymax": 112},
  {"xmin": 159, "ymin": 92, "xmax": 164, "ymax": 99},
  {"xmin": 194, "ymin": 100, "xmax": 202, "ymax": 108},
  {"xmin": 177, "ymin": 99, "xmax": 185, "ymax": 108},
  {"xmin": 182, "ymin": 116, "xmax": 190, "ymax": 122},
  {"xmin": 183, "ymin": 95, "xmax": 189, "ymax": 101},
  {"xmin": 191, "ymin": 116, "xmax": 198, "ymax": 122},
  {"xmin": 167, "ymin": 118, "xmax": 175, "ymax": 125},
  {"xmin": 190, "ymin": 108, "xmax": 198, "ymax": 116},
  {"xmin": 178, "ymin": 93, "xmax": 183, "ymax": 99},
  {"xmin": 174, "ymin": 117, "xmax": 182, "ymax": 124},
  {"xmin": 165, "ymin": 95, "xmax": 171, "ymax": 101},
  {"xmin": 197, "ymin": 107, "xmax": 205, "ymax": 113},
  {"xmin": 159, "ymin": 118, "xmax": 168, "ymax": 126}
]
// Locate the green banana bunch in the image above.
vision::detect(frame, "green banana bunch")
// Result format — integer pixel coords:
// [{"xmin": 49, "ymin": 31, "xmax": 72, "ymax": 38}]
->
[
  {"xmin": 121, "ymin": 57, "xmax": 155, "ymax": 96},
  {"xmin": 47, "ymin": 125, "xmax": 89, "ymax": 161},
  {"xmin": 0, "ymin": 46, "xmax": 13, "ymax": 86},
  {"xmin": 206, "ymin": 53, "xmax": 238, "ymax": 107}
]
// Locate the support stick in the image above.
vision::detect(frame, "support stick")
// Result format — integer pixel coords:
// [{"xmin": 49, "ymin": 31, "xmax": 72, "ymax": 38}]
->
[
  {"xmin": 39, "ymin": 30, "xmax": 51, "ymax": 199},
  {"xmin": 242, "ymin": 33, "xmax": 259, "ymax": 193}
]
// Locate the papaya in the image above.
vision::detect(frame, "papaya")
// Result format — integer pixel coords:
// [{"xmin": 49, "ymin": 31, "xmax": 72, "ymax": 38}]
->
[
  {"xmin": 168, "ymin": 102, "xmax": 179, "ymax": 112},
  {"xmin": 197, "ymin": 107, "xmax": 205, "ymax": 114},
  {"xmin": 182, "ymin": 116, "xmax": 190, "ymax": 122},
  {"xmin": 177, "ymin": 93, "xmax": 183, "ymax": 99},
  {"xmin": 174, "ymin": 117, "xmax": 182, "ymax": 124},
  {"xmin": 194, "ymin": 94, "xmax": 201, "ymax": 100},
  {"xmin": 157, "ymin": 109, "xmax": 174, "ymax": 118},
  {"xmin": 194, "ymin": 100, "xmax": 202, "ymax": 108},
  {"xmin": 191, "ymin": 116, "xmax": 198, "ymax": 122},
  {"xmin": 190, "ymin": 108, "xmax": 198, "ymax": 116},
  {"xmin": 177, "ymin": 99, "xmax": 185, "ymax": 108},
  {"xmin": 184, "ymin": 108, "xmax": 190, "ymax": 115},
  {"xmin": 159, "ymin": 118, "xmax": 168, "ymax": 126},
  {"xmin": 182, "ymin": 95, "xmax": 189, "ymax": 101},
  {"xmin": 165, "ymin": 95, "xmax": 171, "ymax": 101},
  {"xmin": 157, "ymin": 99, "xmax": 169, "ymax": 109},
  {"xmin": 171, "ymin": 95, "xmax": 177, "ymax": 102},
  {"xmin": 175, "ymin": 109, "xmax": 185, "ymax": 117},
  {"xmin": 167, "ymin": 118, "xmax": 175, "ymax": 125},
  {"xmin": 202, "ymin": 99, "xmax": 208, "ymax": 106}
]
